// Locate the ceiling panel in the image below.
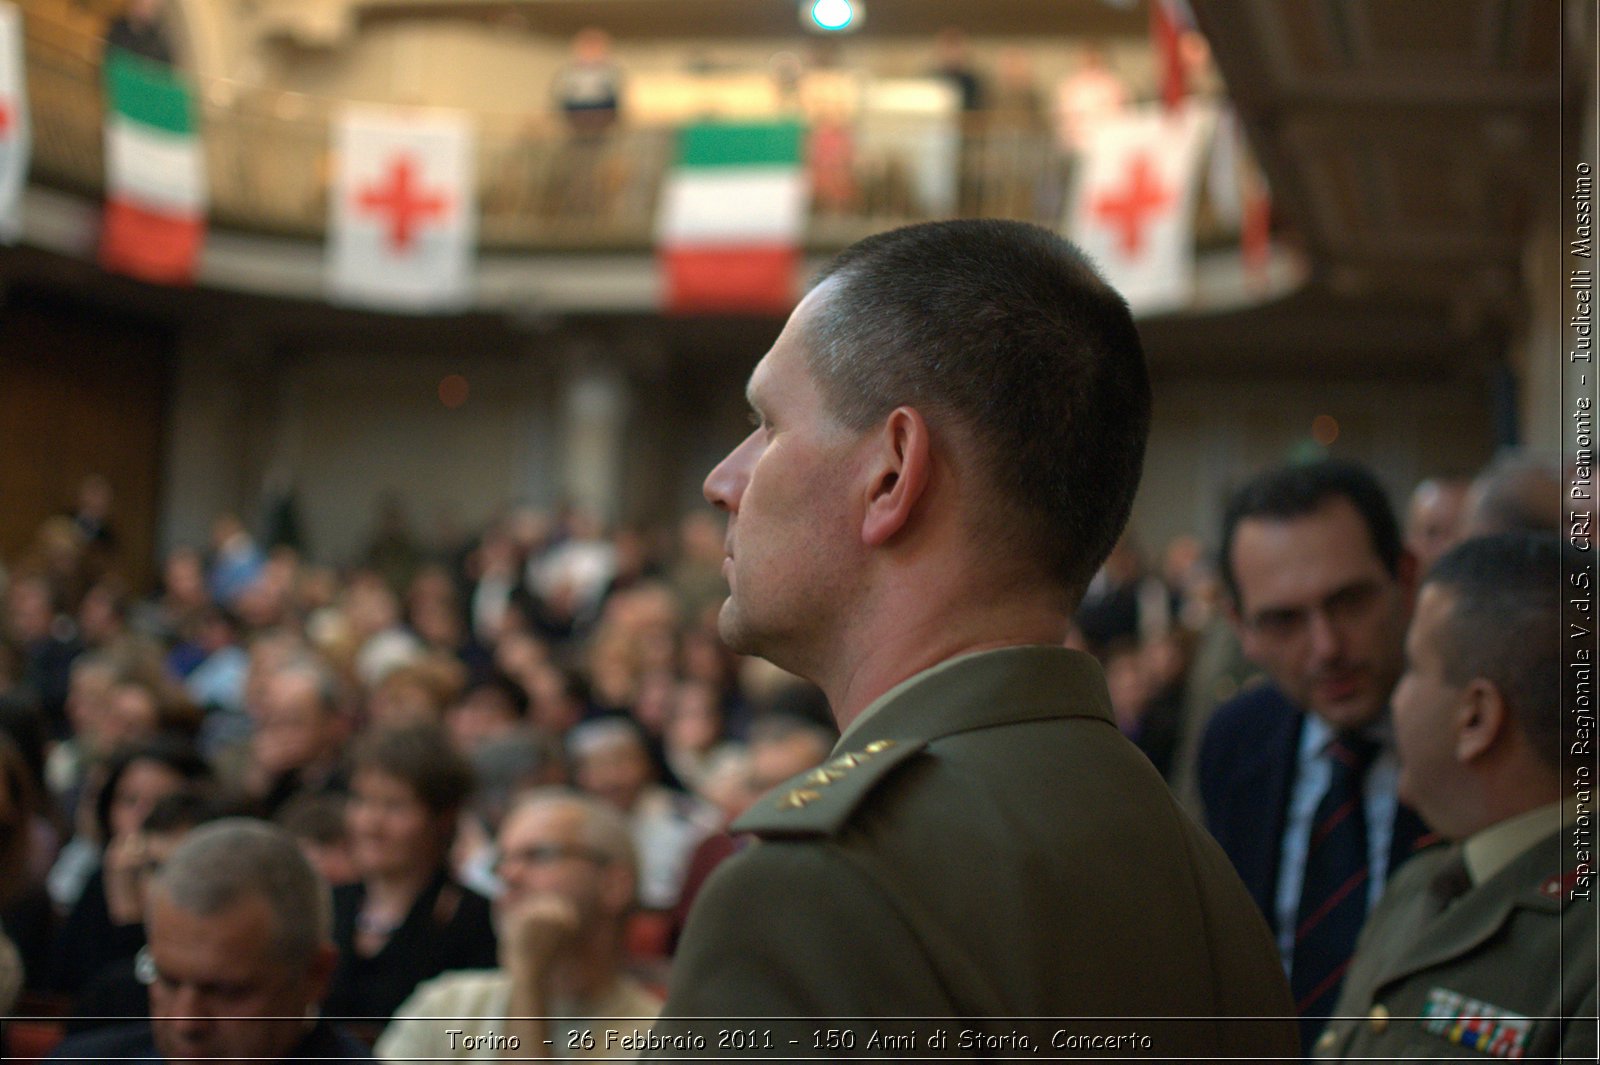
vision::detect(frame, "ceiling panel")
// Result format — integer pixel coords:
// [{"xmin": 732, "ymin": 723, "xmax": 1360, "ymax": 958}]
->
[
  {"xmin": 1191, "ymin": 0, "xmax": 1564, "ymax": 352},
  {"xmin": 1355, "ymin": 0, "xmax": 1492, "ymax": 65}
]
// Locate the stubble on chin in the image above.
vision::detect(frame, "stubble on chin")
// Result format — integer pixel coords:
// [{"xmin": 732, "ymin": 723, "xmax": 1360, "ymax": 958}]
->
[{"xmin": 715, "ymin": 598, "xmax": 757, "ymax": 658}]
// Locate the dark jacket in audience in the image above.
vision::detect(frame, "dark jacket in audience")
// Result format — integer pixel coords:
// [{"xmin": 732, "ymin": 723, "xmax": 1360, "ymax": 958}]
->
[
  {"xmin": 49, "ymin": 1017, "xmax": 370, "ymax": 1064},
  {"xmin": 323, "ymin": 870, "xmax": 497, "ymax": 1037}
]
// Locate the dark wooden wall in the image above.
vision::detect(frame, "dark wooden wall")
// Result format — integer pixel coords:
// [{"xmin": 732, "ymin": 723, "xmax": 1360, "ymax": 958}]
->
[{"xmin": 0, "ymin": 287, "xmax": 172, "ymax": 597}]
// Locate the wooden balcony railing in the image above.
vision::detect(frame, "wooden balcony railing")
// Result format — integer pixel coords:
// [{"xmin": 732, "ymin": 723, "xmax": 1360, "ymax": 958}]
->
[{"xmin": 19, "ymin": 13, "xmax": 1239, "ymax": 254}]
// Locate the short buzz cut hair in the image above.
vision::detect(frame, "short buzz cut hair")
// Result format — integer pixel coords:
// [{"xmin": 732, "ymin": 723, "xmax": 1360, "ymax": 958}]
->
[
  {"xmin": 1424, "ymin": 532, "xmax": 1569, "ymax": 771},
  {"xmin": 1218, "ymin": 458, "xmax": 1403, "ymax": 605},
  {"xmin": 150, "ymin": 818, "xmax": 330, "ymax": 968},
  {"xmin": 805, "ymin": 219, "xmax": 1151, "ymax": 602}
]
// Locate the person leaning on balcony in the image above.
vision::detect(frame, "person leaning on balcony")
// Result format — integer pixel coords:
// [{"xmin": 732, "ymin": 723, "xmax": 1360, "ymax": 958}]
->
[
  {"xmin": 552, "ymin": 27, "xmax": 623, "ymax": 138},
  {"xmin": 928, "ymin": 26, "xmax": 986, "ymax": 114},
  {"xmin": 548, "ymin": 28, "xmax": 626, "ymax": 221},
  {"xmin": 105, "ymin": 0, "xmax": 174, "ymax": 68}
]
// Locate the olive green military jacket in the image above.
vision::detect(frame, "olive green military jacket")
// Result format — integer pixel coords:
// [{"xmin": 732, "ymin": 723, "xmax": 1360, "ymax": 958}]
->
[
  {"xmin": 650, "ymin": 646, "xmax": 1297, "ymax": 1060},
  {"xmin": 1316, "ymin": 828, "xmax": 1596, "ymax": 1062}
]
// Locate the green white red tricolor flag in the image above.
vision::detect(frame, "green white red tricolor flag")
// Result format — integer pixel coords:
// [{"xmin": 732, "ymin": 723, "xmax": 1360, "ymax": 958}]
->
[
  {"xmin": 327, "ymin": 105, "xmax": 476, "ymax": 311},
  {"xmin": 657, "ymin": 120, "xmax": 806, "ymax": 315},
  {"xmin": 99, "ymin": 49, "xmax": 207, "ymax": 283},
  {"xmin": 1067, "ymin": 102, "xmax": 1214, "ymax": 314},
  {"xmin": 0, "ymin": 1, "xmax": 28, "ymax": 244}
]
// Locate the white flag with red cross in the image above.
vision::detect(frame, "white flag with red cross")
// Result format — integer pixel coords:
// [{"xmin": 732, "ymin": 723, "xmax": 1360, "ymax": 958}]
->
[
  {"xmin": 0, "ymin": 1, "xmax": 29, "ymax": 244},
  {"xmin": 1067, "ymin": 102, "xmax": 1215, "ymax": 314},
  {"xmin": 327, "ymin": 105, "xmax": 476, "ymax": 311}
]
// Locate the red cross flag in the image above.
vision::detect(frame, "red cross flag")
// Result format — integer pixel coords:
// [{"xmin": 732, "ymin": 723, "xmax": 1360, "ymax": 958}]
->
[
  {"xmin": 327, "ymin": 106, "xmax": 476, "ymax": 311},
  {"xmin": 0, "ymin": 1, "xmax": 29, "ymax": 244},
  {"xmin": 1067, "ymin": 102, "xmax": 1214, "ymax": 314}
]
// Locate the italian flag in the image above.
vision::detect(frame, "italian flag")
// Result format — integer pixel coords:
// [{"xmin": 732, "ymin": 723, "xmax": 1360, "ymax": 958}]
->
[
  {"xmin": 100, "ymin": 49, "xmax": 206, "ymax": 283},
  {"xmin": 657, "ymin": 120, "xmax": 806, "ymax": 315}
]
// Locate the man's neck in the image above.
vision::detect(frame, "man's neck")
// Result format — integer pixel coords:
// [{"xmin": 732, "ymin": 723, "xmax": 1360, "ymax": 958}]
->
[
  {"xmin": 1463, "ymin": 770, "xmax": 1567, "ymax": 839},
  {"xmin": 823, "ymin": 595, "xmax": 1070, "ymax": 733},
  {"xmin": 1462, "ymin": 793, "xmax": 1573, "ymax": 884}
]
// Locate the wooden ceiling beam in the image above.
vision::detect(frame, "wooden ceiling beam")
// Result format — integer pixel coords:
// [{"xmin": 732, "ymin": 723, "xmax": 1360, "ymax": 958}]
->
[{"xmin": 1269, "ymin": 76, "xmax": 1559, "ymax": 111}]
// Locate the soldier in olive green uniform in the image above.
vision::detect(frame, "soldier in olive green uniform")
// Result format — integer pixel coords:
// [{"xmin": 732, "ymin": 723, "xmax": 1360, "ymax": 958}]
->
[
  {"xmin": 658, "ymin": 647, "xmax": 1297, "ymax": 1058},
  {"xmin": 1317, "ymin": 533, "xmax": 1595, "ymax": 1062},
  {"xmin": 652, "ymin": 221, "xmax": 1297, "ymax": 1060},
  {"xmin": 1317, "ymin": 826, "xmax": 1592, "ymax": 1061}
]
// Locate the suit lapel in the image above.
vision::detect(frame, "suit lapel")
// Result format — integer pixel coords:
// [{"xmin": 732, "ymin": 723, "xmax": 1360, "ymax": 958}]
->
[{"xmin": 1234, "ymin": 692, "xmax": 1301, "ymax": 925}]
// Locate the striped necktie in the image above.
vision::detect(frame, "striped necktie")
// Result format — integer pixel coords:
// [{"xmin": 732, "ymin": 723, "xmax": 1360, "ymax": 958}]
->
[{"xmin": 1291, "ymin": 731, "xmax": 1380, "ymax": 1049}]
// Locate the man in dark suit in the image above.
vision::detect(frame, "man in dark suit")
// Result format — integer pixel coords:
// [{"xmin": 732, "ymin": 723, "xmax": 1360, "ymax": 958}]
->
[
  {"xmin": 1198, "ymin": 459, "xmax": 1435, "ymax": 1051},
  {"xmin": 652, "ymin": 220, "xmax": 1297, "ymax": 1059},
  {"xmin": 1317, "ymin": 532, "xmax": 1594, "ymax": 1061}
]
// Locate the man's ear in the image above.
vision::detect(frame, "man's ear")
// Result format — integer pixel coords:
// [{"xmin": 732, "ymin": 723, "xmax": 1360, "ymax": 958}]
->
[
  {"xmin": 1455, "ymin": 677, "xmax": 1506, "ymax": 764},
  {"xmin": 861, "ymin": 406, "xmax": 931, "ymax": 547}
]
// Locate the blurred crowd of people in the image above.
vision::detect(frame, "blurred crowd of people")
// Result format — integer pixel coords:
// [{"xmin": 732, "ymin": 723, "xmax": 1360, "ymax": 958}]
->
[
  {"xmin": 1066, "ymin": 450, "xmax": 1566, "ymax": 807},
  {"xmin": 0, "ymin": 443, "xmax": 1567, "ymax": 1049},
  {"xmin": 0, "ymin": 484, "xmax": 839, "ymax": 1032}
]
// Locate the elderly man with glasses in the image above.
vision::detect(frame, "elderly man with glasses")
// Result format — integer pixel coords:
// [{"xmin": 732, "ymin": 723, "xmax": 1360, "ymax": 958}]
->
[{"xmin": 375, "ymin": 788, "xmax": 658, "ymax": 1061}]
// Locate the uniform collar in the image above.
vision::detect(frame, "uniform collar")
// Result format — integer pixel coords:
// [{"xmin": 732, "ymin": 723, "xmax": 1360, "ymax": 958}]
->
[
  {"xmin": 1463, "ymin": 795, "xmax": 1579, "ymax": 886},
  {"xmin": 734, "ymin": 646, "xmax": 1113, "ymax": 838},
  {"xmin": 833, "ymin": 644, "xmax": 1112, "ymax": 752}
]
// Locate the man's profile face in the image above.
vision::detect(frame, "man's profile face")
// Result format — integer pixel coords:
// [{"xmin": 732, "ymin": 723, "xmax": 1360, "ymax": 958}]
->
[
  {"xmin": 1231, "ymin": 497, "xmax": 1413, "ymax": 731},
  {"xmin": 1390, "ymin": 584, "xmax": 1467, "ymax": 837},
  {"xmin": 145, "ymin": 890, "xmax": 326, "ymax": 1065},
  {"xmin": 702, "ymin": 281, "xmax": 870, "ymax": 671}
]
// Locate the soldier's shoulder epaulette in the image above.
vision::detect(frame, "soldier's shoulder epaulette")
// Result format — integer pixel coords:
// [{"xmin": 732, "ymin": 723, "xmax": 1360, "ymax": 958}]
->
[{"xmin": 732, "ymin": 737, "xmax": 928, "ymax": 839}]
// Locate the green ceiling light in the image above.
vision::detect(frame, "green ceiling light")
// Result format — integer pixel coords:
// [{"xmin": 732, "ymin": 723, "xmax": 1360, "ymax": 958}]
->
[{"xmin": 805, "ymin": 0, "xmax": 862, "ymax": 33}]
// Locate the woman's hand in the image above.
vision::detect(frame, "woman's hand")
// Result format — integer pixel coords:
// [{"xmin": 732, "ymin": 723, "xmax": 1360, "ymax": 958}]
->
[{"xmin": 103, "ymin": 831, "xmax": 150, "ymax": 925}]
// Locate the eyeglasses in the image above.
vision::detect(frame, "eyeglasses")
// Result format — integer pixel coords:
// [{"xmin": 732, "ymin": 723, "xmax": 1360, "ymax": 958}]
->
[
  {"xmin": 134, "ymin": 946, "xmax": 274, "ymax": 1008},
  {"xmin": 492, "ymin": 844, "xmax": 611, "ymax": 873},
  {"xmin": 1243, "ymin": 580, "xmax": 1385, "ymax": 643}
]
